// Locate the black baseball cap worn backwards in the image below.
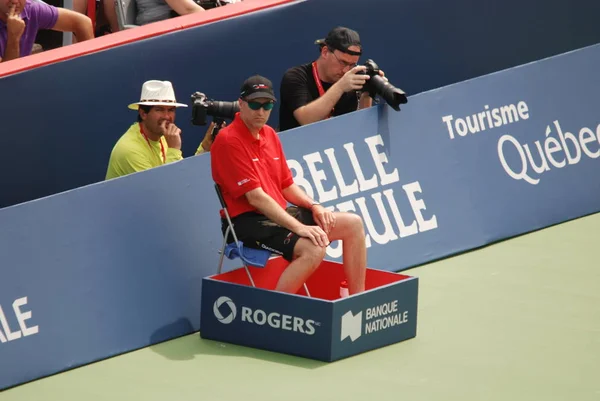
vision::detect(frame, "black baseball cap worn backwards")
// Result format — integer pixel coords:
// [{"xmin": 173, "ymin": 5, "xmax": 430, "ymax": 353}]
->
[
  {"xmin": 240, "ymin": 75, "xmax": 277, "ymax": 102},
  {"xmin": 315, "ymin": 26, "xmax": 362, "ymax": 56}
]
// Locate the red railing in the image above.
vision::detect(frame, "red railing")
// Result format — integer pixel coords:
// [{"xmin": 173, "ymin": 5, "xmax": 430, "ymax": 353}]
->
[{"xmin": 0, "ymin": 0, "xmax": 296, "ymax": 78}]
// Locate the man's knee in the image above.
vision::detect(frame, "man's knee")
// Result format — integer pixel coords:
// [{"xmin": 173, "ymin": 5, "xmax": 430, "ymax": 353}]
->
[
  {"xmin": 294, "ymin": 240, "xmax": 326, "ymax": 266},
  {"xmin": 349, "ymin": 212, "xmax": 365, "ymax": 231},
  {"xmin": 340, "ymin": 212, "xmax": 365, "ymax": 237}
]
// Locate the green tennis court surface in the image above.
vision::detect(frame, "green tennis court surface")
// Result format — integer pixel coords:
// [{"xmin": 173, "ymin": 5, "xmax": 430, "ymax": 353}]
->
[{"xmin": 3, "ymin": 213, "xmax": 599, "ymax": 401}]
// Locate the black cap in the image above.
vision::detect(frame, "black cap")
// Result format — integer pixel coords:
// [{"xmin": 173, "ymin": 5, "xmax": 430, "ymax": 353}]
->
[
  {"xmin": 315, "ymin": 26, "xmax": 362, "ymax": 56},
  {"xmin": 240, "ymin": 75, "xmax": 277, "ymax": 101}
]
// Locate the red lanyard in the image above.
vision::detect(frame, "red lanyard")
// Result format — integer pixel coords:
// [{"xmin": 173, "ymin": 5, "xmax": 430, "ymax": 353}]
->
[
  {"xmin": 139, "ymin": 123, "xmax": 166, "ymax": 163},
  {"xmin": 311, "ymin": 61, "xmax": 333, "ymax": 119}
]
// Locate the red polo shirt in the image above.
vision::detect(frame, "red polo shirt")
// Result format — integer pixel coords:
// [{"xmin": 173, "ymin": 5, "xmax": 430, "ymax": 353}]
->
[{"xmin": 211, "ymin": 113, "xmax": 294, "ymax": 218}]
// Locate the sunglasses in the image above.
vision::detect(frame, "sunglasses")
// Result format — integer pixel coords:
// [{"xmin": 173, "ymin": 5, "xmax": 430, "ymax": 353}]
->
[{"xmin": 247, "ymin": 101, "xmax": 275, "ymax": 111}]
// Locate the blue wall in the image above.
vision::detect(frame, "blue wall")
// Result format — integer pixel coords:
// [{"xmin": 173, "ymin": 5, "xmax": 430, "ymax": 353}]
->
[
  {"xmin": 1, "ymin": 43, "xmax": 600, "ymax": 389},
  {"xmin": 1, "ymin": 0, "xmax": 600, "ymax": 208}
]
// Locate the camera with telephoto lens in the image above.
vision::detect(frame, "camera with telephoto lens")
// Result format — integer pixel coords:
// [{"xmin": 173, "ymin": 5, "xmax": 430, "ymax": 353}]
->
[
  {"xmin": 190, "ymin": 92, "xmax": 240, "ymax": 139},
  {"xmin": 359, "ymin": 59, "xmax": 408, "ymax": 111}
]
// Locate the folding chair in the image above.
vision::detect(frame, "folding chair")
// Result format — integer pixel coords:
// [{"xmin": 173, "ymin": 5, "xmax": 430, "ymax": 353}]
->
[
  {"xmin": 114, "ymin": 0, "xmax": 139, "ymax": 30},
  {"xmin": 215, "ymin": 184, "xmax": 310, "ymax": 297}
]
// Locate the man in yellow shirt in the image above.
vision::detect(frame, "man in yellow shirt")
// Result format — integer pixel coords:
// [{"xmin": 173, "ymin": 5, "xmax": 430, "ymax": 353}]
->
[{"xmin": 106, "ymin": 80, "xmax": 215, "ymax": 180}]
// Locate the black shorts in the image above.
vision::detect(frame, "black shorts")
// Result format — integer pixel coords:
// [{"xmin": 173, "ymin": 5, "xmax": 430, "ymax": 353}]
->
[{"xmin": 222, "ymin": 206, "xmax": 315, "ymax": 262}]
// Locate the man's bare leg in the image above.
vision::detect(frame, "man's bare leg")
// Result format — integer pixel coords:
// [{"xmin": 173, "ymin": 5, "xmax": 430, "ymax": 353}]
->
[
  {"xmin": 275, "ymin": 238, "xmax": 325, "ymax": 294},
  {"xmin": 327, "ymin": 212, "xmax": 366, "ymax": 294}
]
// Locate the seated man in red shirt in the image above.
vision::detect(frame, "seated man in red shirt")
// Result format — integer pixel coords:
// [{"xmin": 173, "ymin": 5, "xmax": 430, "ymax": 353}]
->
[{"xmin": 211, "ymin": 75, "xmax": 367, "ymax": 295}]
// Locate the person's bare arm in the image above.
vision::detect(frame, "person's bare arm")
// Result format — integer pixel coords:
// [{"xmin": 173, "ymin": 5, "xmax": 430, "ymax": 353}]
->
[
  {"xmin": 359, "ymin": 91, "xmax": 372, "ymax": 109},
  {"xmin": 293, "ymin": 65, "xmax": 368, "ymax": 126},
  {"xmin": 165, "ymin": 0, "xmax": 205, "ymax": 16},
  {"xmin": 195, "ymin": 121, "xmax": 226, "ymax": 155},
  {"xmin": 281, "ymin": 183, "xmax": 314, "ymax": 210},
  {"xmin": 282, "ymin": 184, "xmax": 336, "ymax": 234},
  {"xmin": 1, "ymin": 5, "xmax": 25, "ymax": 62},
  {"xmin": 292, "ymin": 82, "xmax": 344, "ymax": 125},
  {"xmin": 102, "ymin": 0, "xmax": 120, "ymax": 32},
  {"xmin": 2, "ymin": 36, "xmax": 21, "ymax": 62},
  {"xmin": 52, "ymin": 8, "xmax": 93, "ymax": 41},
  {"xmin": 245, "ymin": 188, "xmax": 329, "ymax": 247}
]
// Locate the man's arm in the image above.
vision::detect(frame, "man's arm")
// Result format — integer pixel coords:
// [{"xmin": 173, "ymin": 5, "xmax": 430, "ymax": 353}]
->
[
  {"xmin": 275, "ymin": 138, "xmax": 334, "ymax": 234},
  {"xmin": 165, "ymin": 0, "xmax": 205, "ymax": 16},
  {"xmin": 1, "ymin": 5, "xmax": 25, "ymax": 62},
  {"xmin": 52, "ymin": 8, "xmax": 93, "ymax": 42},
  {"xmin": 359, "ymin": 91, "xmax": 373, "ymax": 109},
  {"xmin": 293, "ymin": 65, "xmax": 368, "ymax": 126},
  {"xmin": 293, "ymin": 83, "xmax": 344, "ymax": 126},
  {"xmin": 2, "ymin": 35, "xmax": 21, "ymax": 62},
  {"xmin": 245, "ymin": 188, "xmax": 329, "ymax": 247},
  {"xmin": 282, "ymin": 184, "xmax": 336, "ymax": 234},
  {"xmin": 195, "ymin": 121, "xmax": 223, "ymax": 155},
  {"xmin": 246, "ymin": 188, "xmax": 304, "ymax": 232},
  {"xmin": 165, "ymin": 146, "xmax": 183, "ymax": 162},
  {"xmin": 281, "ymin": 183, "xmax": 315, "ymax": 210}
]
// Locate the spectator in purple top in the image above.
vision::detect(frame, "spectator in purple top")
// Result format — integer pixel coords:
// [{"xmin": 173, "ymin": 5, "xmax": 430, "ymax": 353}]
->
[{"xmin": 0, "ymin": 0, "xmax": 93, "ymax": 62}]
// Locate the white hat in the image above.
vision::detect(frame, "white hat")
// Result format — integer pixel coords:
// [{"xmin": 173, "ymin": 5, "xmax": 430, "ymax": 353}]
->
[{"xmin": 128, "ymin": 80, "xmax": 188, "ymax": 110}]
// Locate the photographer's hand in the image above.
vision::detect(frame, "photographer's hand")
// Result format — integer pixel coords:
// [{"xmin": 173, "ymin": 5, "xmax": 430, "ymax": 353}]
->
[
  {"xmin": 198, "ymin": 121, "xmax": 216, "ymax": 154},
  {"xmin": 359, "ymin": 69, "xmax": 388, "ymax": 109},
  {"xmin": 198, "ymin": 121, "xmax": 226, "ymax": 154},
  {"xmin": 161, "ymin": 121, "xmax": 182, "ymax": 150},
  {"xmin": 335, "ymin": 65, "xmax": 369, "ymax": 93}
]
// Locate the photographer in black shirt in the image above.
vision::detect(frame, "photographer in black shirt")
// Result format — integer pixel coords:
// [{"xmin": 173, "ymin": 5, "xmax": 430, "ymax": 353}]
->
[{"xmin": 279, "ymin": 26, "xmax": 384, "ymax": 131}]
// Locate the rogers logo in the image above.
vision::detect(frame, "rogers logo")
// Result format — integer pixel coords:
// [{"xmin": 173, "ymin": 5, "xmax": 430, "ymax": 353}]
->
[
  {"xmin": 240, "ymin": 306, "xmax": 316, "ymax": 335},
  {"xmin": 213, "ymin": 296, "xmax": 237, "ymax": 324},
  {"xmin": 211, "ymin": 296, "xmax": 317, "ymax": 335}
]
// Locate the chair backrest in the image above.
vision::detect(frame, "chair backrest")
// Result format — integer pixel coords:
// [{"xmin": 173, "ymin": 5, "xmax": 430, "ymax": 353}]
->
[
  {"xmin": 115, "ymin": 0, "xmax": 139, "ymax": 30},
  {"xmin": 215, "ymin": 183, "xmax": 238, "ymax": 244},
  {"xmin": 214, "ymin": 183, "xmax": 227, "ymax": 209}
]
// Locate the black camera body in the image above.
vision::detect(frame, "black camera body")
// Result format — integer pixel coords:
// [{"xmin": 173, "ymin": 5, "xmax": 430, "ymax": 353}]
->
[
  {"xmin": 190, "ymin": 92, "xmax": 240, "ymax": 138},
  {"xmin": 359, "ymin": 59, "xmax": 408, "ymax": 111},
  {"xmin": 191, "ymin": 92, "xmax": 239, "ymax": 126}
]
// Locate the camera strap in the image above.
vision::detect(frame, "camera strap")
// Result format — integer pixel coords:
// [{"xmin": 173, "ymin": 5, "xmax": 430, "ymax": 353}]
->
[
  {"xmin": 139, "ymin": 123, "xmax": 166, "ymax": 164},
  {"xmin": 311, "ymin": 62, "xmax": 333, "ymax": 119}
]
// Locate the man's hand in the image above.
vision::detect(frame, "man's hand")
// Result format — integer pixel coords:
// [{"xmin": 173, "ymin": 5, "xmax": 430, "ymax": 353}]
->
[
  {"xmin": 295, "ymin": 224, "xmax": 329, "ymax": 247},
  {"xmin": 362, "ymin": 69, "xmax": 388, "ymax": 100},
  {"xmin": 312, "ymin": 205, "xmax": 336, "ymax": 234},
  {"xmin": 161, "ymin": 121, "xmax": 182, "ymax": 150},
  {"xmin": 7, "ymin": 5, "xmax": 25, "ymax": 40},
  {"xmin": 335, "ymin": 65, "xmax": 370, "ymax": 93},
  {"xmin": 200, "ymin": 120, "xmax": 226, "ymax": 152}
]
